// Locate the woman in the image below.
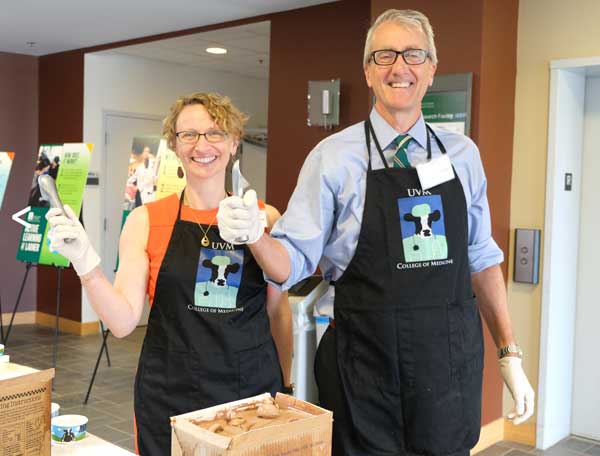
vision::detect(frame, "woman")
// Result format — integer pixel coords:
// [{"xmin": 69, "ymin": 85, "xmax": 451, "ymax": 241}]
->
[{"xmin": 46, "ymin": 92, "xmax": 293, "ymax": 455}]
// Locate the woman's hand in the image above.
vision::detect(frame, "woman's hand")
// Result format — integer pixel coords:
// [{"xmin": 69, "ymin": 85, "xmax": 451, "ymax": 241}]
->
[
  {"xmin": 46, "ymin": 204, "xmax": 100, "ymax": 276},
  {"xmin": 217, "ymin": 190, "xmax": 265, "ymax": 245}
]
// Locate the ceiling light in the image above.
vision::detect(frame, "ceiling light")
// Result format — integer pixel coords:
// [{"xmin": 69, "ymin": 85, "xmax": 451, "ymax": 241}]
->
[{"xmin": 206, "ymin": 47, "xmax": 227, "ymax": 55}]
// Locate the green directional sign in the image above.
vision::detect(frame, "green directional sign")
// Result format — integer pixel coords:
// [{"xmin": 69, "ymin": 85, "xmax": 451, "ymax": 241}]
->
[
  {"xmin": 422, "ymin": 91, "xmax": 468, "ymax": 123},
  {"xmin": 422, "ymin": 73, "xmax": 472, "ymax": 136},
  {"xmin": 16, "ymin": 143, "xmax": 92, "ymax": 267}
]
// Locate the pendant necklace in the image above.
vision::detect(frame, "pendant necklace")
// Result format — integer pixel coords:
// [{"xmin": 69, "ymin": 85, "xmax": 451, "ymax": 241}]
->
[
  {"xmin": 197, "ymin": 217, "xmax": 216, "ymax": 247},
  {"xmin": 184, "ymin": 193, "xmax": 217, "ymax": 248}
]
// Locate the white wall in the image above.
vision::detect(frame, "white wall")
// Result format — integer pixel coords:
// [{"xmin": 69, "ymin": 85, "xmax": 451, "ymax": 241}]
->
[
  {"xmin": 81, "ymin": 52, "xmax": 268, "ymax": 323},
  {"xmin": 241, "ymin": 139, "xmax": 267, "ymax": 201}
]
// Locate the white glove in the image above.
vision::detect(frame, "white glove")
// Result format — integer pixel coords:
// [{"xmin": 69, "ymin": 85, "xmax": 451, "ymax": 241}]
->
[
  {"xmin": 217, "ymin": 190, "xmax": 265, "ymax": 245},
  {"xmin": 499, "ymin": 356, "xmax": 535, "ymax": 425},
  {"xmin": 45, "ymin": 204, "xmax": 100, "ymax": 276}
]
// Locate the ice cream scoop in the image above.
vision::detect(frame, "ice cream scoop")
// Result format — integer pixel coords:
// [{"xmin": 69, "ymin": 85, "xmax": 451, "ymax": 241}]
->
[
  {"xmin": 38, "ymin": 174, "xmax": 74, "ymax": 243},
  {"xmin": 38, "ymin": 174, "xmax": 64, "ymax": 213}
]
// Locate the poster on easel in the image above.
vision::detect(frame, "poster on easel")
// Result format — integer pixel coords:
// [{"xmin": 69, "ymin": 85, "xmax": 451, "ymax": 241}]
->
[
  {"xmin": 0, "ymin": 151, "xmax": 15, "ymax": 210},
  {"xmin": 116, "ymin": 137, "xmax": 184, "ymax": 269},
  {"xmin": 122, "ymin": 136, "xmax": 183, "ymax": 215},
  {"xmin": 16, "ymin": 143, "xmax": 92, "ymax": 267},
  {"xmin": 154, "ymin": 138, "xmax": 186, "ymax": 200}
]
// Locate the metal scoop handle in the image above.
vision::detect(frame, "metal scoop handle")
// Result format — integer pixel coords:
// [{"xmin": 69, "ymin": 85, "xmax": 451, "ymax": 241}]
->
[
  {"xmin": 231, "ymin": 159, "xmax": 250, "ymax": 243},
  {"xmin": 38, "ymin": 174, "xmax": 74, "ymax": 243}
]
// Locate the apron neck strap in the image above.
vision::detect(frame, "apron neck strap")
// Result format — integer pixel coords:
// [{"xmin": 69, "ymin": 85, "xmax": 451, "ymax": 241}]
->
[
  {"xmin": 425, "ymin": 124, "xmax": 448, "ymax": 158},
  {"xmin": 177, "ymin": 188, "xmax": 185, "ymax": 221},
  {"xmin": 364, "ymin": 117, "xmax": 448, "ymax": 166},
  {"xmin": 364, "ymin": 119, "xmax": 388, "ymax": 171}
]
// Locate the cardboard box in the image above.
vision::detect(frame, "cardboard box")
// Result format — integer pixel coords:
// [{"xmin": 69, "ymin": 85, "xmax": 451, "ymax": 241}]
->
[
  {"xmin": 0, "ymin": 363, "xmax": 55, "ymax": 456},
  {"xmin": 171, "ymin": 393, "xmax": 332, "ymax": 456}
]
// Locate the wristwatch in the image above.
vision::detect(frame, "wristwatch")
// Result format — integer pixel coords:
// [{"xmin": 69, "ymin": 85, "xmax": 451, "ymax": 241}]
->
[
  {"xmin": 497, "ymin": 344, "xmax": 523, "ymax": 359},
  {"xmin": 282, "ymin": 383, "xmax": 295, "ymax": 395}
]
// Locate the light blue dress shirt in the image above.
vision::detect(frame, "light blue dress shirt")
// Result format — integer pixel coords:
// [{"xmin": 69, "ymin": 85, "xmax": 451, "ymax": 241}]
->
[{"xmin": 270, "ymin": 108, "xmax": 504, "ymax": 316}]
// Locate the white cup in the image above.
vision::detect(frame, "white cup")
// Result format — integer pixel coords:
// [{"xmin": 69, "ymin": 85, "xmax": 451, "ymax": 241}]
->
[{"xmin": 51, "ymin": 415, "xmax": 88, "ymax": 444}]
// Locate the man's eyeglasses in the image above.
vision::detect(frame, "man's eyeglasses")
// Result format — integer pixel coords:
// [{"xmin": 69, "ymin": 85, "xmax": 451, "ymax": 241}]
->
[
  {"xmin": 370, "ymin": 49, "xmax": 429, "ymax": 66},
  {"xmin": 175, "ymin": 129, "xmax": 228, "ymax": 144}
]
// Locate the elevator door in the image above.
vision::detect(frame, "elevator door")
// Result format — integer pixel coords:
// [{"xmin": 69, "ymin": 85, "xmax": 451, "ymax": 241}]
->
[{"xmin": 572, "ymin": 75, "xmax": 600, "ymax": 441}]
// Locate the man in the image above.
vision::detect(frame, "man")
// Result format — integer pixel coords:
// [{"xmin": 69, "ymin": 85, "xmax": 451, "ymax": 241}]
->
[
  {"xmin": 133, "ymin": 146, "xmax": 157, "ymax": 205},
  {"xmin": 218, "ymin": 9, "xmax": 534, "ymax": 456}
]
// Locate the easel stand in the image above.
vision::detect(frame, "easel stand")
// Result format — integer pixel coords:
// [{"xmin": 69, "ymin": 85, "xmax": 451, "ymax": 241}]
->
[
  {"xmin": 48, "ymin": 265, "xmax": 113, "ymax": 395},
  {"xmin": 84, "ymin": 321, "xmax": 112, "ymax": 404},
  {"xmin": 83, "ymin": 264, "xmax": 117, "ymax": 404},
  {"xmin": 0, "ymin": 262, "xmax": 100, "ymax": 393},
  {"xmin": 51, "ymin": 267, "xmax": 63, "ymax": 373},
  {"xmin": 1, "ymin": 262, "xmax": 34, "ymax": 345},
  {"xmin": 47, "ymin": 265, "xmax": 65, "ymax": 391}
]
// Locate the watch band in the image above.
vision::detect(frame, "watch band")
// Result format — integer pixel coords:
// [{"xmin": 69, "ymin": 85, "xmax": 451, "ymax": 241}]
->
[
  {"xmin": 282, "ymin": 384, "xmax": 295, "ymax": 395},
  {"xmin": 497, "ymin": 344, "xmax": 523, "ymax": 359}
]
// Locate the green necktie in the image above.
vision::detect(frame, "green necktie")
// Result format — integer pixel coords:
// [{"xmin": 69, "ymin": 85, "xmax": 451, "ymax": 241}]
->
[{"xmin": 392, "ymin": 134, "xmax": 412, "ymax": 168}]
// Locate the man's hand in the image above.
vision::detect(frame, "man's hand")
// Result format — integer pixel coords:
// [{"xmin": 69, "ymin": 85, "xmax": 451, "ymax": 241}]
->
[
  {"xmin": 46, "ymin": 204, "xmax": 100, "ymax": 276},
  {"xmin": 217, "ymin": 190, "xmax": 264, "ymax": 245},
  {"xmin": 499, "ymin": 356, "xmax": 535, "ymax": 425}
]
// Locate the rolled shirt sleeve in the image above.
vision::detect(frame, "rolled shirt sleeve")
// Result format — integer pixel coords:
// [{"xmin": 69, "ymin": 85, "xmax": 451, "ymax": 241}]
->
[
  {"xmin": 269, "ymin": 141, "xmax": 337, "ymax": 290},
  {"xmin": 464, "ymin": 143, "xmax": 504, "ymax": 273}
]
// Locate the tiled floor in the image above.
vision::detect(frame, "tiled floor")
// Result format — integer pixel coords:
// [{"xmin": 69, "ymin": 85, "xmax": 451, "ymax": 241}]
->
[
  {"xmin": 479, "ymin": 438, "xmax": 600, "ymax": 456},
  {"xmin": 2, "ymin": 324, "xmax": 600, "ymax": 455},
  {"xmin": 3, "ymin": 324, "xmax": 143, "ymax": 453}
]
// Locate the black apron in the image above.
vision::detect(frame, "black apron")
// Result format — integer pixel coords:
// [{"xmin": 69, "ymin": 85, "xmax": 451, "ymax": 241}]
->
[
  {"xmin": 316, "ymin": 120, "xmax": 484, "ymax": 455},
  {"xmin": 134, "ymin": 192, "xmax": 283, "ymax": 455}
]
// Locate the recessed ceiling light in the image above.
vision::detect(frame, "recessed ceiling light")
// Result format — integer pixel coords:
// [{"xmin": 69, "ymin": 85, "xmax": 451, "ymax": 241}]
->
[{"xmin": 206, "ymin": 47, "xmax": 227, "ymax": 55}]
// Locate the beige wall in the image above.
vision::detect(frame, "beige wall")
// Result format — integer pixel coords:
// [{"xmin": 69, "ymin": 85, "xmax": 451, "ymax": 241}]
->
[{"xmin": 509, "ymin": 0, "xmax": 600, "ymax": 416}]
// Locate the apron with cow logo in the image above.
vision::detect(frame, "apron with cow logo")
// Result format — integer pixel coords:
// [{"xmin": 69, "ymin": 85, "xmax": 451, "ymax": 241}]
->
[
  {"xmin": 322, "ymin": 120, "xmax": 484, "ymax": 455},
  {"xmin": 134, "ymin": 191, "xmax": 282, "ymax": 455}
]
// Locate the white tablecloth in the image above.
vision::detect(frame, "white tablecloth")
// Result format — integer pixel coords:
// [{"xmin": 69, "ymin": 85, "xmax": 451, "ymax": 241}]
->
[{"xmin": 51, "ymin": 433, "xmax": 136, "ymax": 455}]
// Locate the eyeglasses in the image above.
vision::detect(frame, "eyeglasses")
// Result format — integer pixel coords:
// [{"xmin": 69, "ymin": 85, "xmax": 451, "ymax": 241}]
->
[
  {"xmin": 370, "ymin": 48, "xmax": 429, "ymax": 66},
  {"xmin": 175, "ymin": 129, "xmax": 228, "ymax": 144}
]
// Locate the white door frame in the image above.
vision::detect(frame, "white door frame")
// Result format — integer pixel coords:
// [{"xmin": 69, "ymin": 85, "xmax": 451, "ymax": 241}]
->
[
  {"xmin": 538, "ymin": 56, "xmax": 600, "ymax": 449},
  {"xmin": 100, "ymin": 110, "xmax": 163, "ymax": 258}
]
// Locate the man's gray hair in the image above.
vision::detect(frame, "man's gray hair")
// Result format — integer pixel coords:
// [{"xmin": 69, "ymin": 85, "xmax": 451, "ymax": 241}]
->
[{"xmin": 363, "ymin": 9, "xmax": 437, "ymax": 66}]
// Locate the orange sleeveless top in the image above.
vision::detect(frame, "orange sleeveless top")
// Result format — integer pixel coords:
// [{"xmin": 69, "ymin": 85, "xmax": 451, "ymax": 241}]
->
[{"xmin": 145, "ymin": 193, "xmax": 266, "ymax": 306}]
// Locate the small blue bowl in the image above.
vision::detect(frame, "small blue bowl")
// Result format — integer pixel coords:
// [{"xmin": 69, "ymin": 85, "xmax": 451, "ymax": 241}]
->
[{"xmin": 51, "ymin": 415, "xmax": 88, "ymax": 443}]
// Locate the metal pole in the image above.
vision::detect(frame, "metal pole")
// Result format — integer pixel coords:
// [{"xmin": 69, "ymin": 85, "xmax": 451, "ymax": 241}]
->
[
  {"xmin": 4, "ymin": 262, "xmax": 33, "ymax": 345},
  {"xmin": 84, "ymin": 324, "xmax": 111, "ymax": 404},
  {"xmin": 101, "ymin": 321, "xmax": 111, "ymax": 367},
  {"xmin": 52, "ymin": 267, "xmax": 63, "ymax": 390}
]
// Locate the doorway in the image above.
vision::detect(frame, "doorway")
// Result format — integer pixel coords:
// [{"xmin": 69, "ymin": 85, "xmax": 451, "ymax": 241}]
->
[
  {"xmin": 538, "ymin": 57, "xmax": 600, "ymax": 448},
  {"xmin": 103, "ymin": 112, "xmax": 163, "ymax": 326}
]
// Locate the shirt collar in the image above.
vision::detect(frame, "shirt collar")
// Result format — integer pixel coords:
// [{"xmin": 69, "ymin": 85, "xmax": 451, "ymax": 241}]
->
[{"xmin": 368, "ymin": 108, "xmax": 427, "ymax": 150}]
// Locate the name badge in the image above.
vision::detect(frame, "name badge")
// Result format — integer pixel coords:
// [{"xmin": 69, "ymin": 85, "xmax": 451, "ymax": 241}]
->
[{"xmin": 416, "ymin": 154, "xmax": 455, "ymax": 190}]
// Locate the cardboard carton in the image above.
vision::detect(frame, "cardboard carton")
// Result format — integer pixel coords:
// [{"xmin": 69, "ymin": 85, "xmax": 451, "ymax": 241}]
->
[
  {"xmin": 171, "ymin": 393, "xmax": 332, "ymax": 456},
  {"xmin": 0, "ymin": 363, "xmax": 55, "ymax": 456}
]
